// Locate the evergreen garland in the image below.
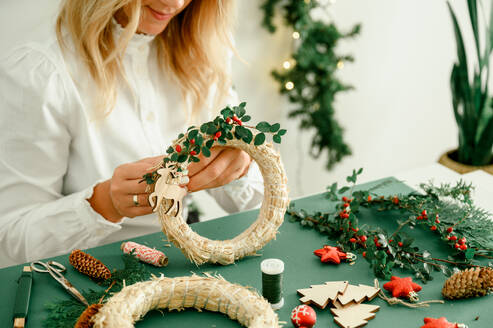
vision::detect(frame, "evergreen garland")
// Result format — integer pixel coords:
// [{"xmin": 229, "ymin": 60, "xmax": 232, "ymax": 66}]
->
[
  {"xmin": 288, "ymin": 169, "xmax": 493, "ymax": 282},
  {"xmin": 260, "ymin": 0, "xmax": 361, "ymax": 169}
]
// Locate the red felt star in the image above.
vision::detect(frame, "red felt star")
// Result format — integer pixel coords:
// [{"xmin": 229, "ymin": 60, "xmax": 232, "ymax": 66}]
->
[
  {"xmin": 421, "ymin": 317, "xmax": 459, "ymax": 328},
  {"xmin": 383, "ymin": 276, "xmax": 422, "ymax": 299},
  {"xmin": 313, "ymin": 246, "xmax": 347, "ymax": 264}
]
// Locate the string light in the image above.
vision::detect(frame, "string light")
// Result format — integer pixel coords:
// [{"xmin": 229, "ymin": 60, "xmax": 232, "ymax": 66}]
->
[
  {"xmin": 283, "ymin": 61, "xmax": 292, "ymax": 69},
  {"xmin": 292, "ymin": 31, "xmax": 300, "ymax": 39},
  {"xmin": 285, "ymin": 81, "xmax": 294, "ymax": 90},
  {"xmin": 337, "ymin": 60, "xmax": 344, "ymax": 69}
]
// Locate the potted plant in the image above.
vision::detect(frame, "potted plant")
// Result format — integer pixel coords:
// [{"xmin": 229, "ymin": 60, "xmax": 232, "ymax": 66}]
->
[{"xmin": 439, "ymin": 0, "xmax": 493, "ymax": 174}]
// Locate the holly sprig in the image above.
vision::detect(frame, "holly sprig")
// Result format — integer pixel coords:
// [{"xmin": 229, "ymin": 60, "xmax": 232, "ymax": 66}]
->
[
  {"xmin": 288, "ymin": 169, "xmax": 493, "ymax": 282},
  {"xmin": 142, "ymin": 102, "xmax": 287, "ymax": 185}
]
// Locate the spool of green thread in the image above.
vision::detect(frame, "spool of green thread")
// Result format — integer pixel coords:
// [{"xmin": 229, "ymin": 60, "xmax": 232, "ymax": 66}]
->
[{"xmin": 261, "ymin": 258, "xmax": 284, "ymax": 310}]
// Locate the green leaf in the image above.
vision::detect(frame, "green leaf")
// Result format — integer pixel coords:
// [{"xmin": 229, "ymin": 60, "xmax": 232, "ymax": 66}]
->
[
  {"xmin": 338, "ymin": 186, "xmax": 350, "ymax": 194},
  {"xmin": 220, "ymin": 107, "xmax": 234, "ymax": 119},
  {"xmin": 465, "ymin": 248, "xmax": 475, "ymax": 260},
  {"xmin": 270, "ymin": 123, "xmax": 281, "ymax": 133},
  {"xmin": 256, "ymin": 122, "xmax": 271, "ymax": 133},
  {"xmin": 200, "ymin": 123, "xmax": 208, "ymax": 133},
  {"xmin": 218, "ymin": 138, "xmax": 227, "ymax": 145},
  {"xmin": 278, "ymin": 129, "xmax": 287, "ymax": 136},
  {"xmin": 243, "ymin": 128, "xmax": 253, "ymax": 144},
  {"xmin": 170, "ymin": 153, "xmax": 178, "ymax": 162},
  {"xmin": 188, "ymin": 129, "xmax": 199, "ymax": 140},
  {"xmin": 166, "ymin": 146, "xmax": 174, "ymax": 154},
  {"xmin": 177, "ymin": 154, "xmax": 188, "ymax": 163},
  {"xmin": 178, "ymin": 133, "xmax": 185, "ymax": 139},
  {"xmin": 273, "ymin": 134, "xmax": 281, "ymax": 143},
  {"xmin": 206, "ymin": 139, "xmax": 214, "ymax": 149},
  {"xmin": 242, "ymin": 115, "xmax": 251, "ymax": 122},
  {"xmin": 254, "ymin": 133, "xmax": 266, "ymax": 146},
  {"xmin": 190, "ymin": 156, "xmax": 200, "ymax": 163},
  {"xmin": 201, "ymin": 146, "xmax": 211, "ymax": 157},
  {"xmin": 235, "ymin": 105, "xmax": 246, "ymax": 118},
  {"xmin": 207, "ymin": 124, "xmax": 217, "ymax": 135}
]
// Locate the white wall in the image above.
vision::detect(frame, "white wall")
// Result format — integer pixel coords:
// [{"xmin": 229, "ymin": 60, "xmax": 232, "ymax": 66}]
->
[{"xmin": 0, "ymin": 0, "xmax": 485, "ymax": 220}]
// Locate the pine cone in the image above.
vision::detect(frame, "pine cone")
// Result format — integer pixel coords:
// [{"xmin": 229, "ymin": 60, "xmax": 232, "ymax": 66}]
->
[
  {"xmin": 69, "ymin": 249, "xmax": 111, "ymax": 280},
  {"xmin": 75, "ymin": 304, "xmax": 102, "ymax": 328},
  {"xmin": 442, "ymin": 267, "xmax": 493, "ymax": 299}
]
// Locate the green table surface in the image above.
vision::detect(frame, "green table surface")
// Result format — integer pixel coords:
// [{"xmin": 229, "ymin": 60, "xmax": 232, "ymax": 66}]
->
[{"xmin": 1, "ymin": 177, "xmax": 492, "ymax": 328}]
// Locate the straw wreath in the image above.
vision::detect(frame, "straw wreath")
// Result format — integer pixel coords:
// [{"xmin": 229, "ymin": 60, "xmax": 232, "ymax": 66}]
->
[
  {"xmin": 91, "ymin": 275, "xmax": 280, "ymax": 327},
  {"xmin": 157, "ymin": 138, "xmax": 288, "ymax": 265},
  {"xmin": 144, "ymin": 105, "xmax": 289, "ymax": 265}
]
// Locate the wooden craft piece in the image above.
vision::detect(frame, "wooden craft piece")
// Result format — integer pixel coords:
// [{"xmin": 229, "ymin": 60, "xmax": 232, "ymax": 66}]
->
[
  {"xmin": 331, "ymin": 303, "xmax": 380, "ymax": 328},
  {"xmin": 149, "ymin": 163, "xmax": 187, "ymax": 218},
  {"xmin": 336, "ymin": 284, "xmax": 380, "ymax": 306},
  {"xmin": 297, "ymin": 281, "xmax": 348, "ymax": 309}
]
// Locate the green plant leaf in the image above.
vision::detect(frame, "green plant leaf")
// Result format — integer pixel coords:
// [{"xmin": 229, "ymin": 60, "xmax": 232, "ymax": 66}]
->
[
  {"xmin": 166, "ymin": 146, "xmax": 174, "ymax": 154},
  {"xmin": 254, "ymin": 133, "xmax": 266, "ymax": 145},
  {"xmin": 188, "ymin": 129, "xmax": 199, "ymax": 140},
  {"xmin": 220, "ymin": 107, "xmax": 234, "ymax": 119},
  {"xmin": 190, "ymin": 156, "xmax": 200, "ymax": 163},
  {"xmin": 278, "ymin": 129, "xmax": 287, "ymax": 136},
  {"xmin": 270, "ymin": 123, "xmax": 281, "ymax": 133},
  {"xmin": 177, "ymin": 154, "xmax": 188, "ymax": 163},
  {"xmin": 243, "ymin": 128, "xmax": 253, "ymax": 144},
  {"xmin": 206, "ymin": 139, "xmax": 214, "ymax": 149},
  {"xmin": 273, "ymin": 134, "xmax": 282, "ymax": 143},
  {"xmin": 202, "ymin": 146, "xmax": 211, "ymax": 157},
  {"xmin": 242, "ymin": 115, "xmax": 251, "ymax": 122},
  {"xmin": 170, "ymin": 153, "xmax": 178, "ymax": 162},
  {"xmin": 256, "ymin": 122, "xmax": 271, "ymax": 133}
]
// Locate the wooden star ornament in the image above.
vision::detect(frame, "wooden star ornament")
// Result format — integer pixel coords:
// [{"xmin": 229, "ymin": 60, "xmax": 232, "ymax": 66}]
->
[
  {"xmin": 314, "ymin": 245, "xmax": 348, "ymax": 264},
  {"xmin": 383, "ymin": 276, "xmax": 422, "ymax": 302},
  {"xmin": 421, "ymin": 317, "xmax": 467, "ymax": 328}
]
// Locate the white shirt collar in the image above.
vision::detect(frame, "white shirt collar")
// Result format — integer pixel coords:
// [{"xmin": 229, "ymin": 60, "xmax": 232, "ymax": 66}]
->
[{"xmin": 111, "ymin": 18, "xmax": 155, "ymax": 53}]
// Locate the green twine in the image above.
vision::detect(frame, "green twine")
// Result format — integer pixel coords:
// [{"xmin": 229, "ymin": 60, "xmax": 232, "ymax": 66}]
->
[{"xmin": 261, "ymin": 258, "xmax": 284, "ymax": 308}]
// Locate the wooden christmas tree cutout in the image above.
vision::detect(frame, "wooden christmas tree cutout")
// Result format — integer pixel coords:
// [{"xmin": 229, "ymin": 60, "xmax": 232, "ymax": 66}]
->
[
  {"xmin": 336, "ymin": 284, "xmax": 380, "ymax": 306},
  {"xmin": 331, "ymin": 303, "xmax": 380, "ymax": 328},
  {"xmin": 297, "ymin": 281, "xmax": 348, "ymax": 309}
]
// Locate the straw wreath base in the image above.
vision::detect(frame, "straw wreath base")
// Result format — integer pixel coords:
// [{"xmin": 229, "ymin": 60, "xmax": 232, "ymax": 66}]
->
[
  {"xmin": 91, "ymin": 275, "xmax": 280, "ymax": 328},
  {"xmin": 158, "ymin": 139, "xmax": 289, "ymax": 265}
]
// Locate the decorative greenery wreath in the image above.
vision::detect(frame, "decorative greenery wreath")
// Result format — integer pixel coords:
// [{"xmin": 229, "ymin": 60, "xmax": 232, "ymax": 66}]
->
[
  {"xmin": 143, "ymin": 103, "xmax": 289, "ymax": 265},
  {"xmin": 91, "ymin": 275, "xmax": 280, "ymax": 328}
]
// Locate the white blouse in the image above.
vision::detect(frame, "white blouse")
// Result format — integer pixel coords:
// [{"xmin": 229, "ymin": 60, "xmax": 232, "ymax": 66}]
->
[{"xmin": 0, "ymin": 22, "xmax": 264, "ymax": 268}]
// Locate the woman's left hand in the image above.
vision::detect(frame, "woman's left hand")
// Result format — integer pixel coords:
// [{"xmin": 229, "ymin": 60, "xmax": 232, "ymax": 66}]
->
[{"xmin": 186, "ymin": 147, "xmax": 251, "ymax": 192}]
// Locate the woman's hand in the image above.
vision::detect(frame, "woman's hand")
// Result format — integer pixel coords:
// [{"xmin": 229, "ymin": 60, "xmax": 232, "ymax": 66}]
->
[
  {"xmin": 89, "ymin": 156, "xmax": 163, "ymax": 223},
  {"xmin": 186, "ymin": 147, "xmax": 251, "ymax": 192}
]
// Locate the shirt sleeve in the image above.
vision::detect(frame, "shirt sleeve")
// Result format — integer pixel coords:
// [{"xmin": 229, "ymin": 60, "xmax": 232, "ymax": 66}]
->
[{"xmin": 0, "ymin": 46, "xmax": 121, "ymax": 267}]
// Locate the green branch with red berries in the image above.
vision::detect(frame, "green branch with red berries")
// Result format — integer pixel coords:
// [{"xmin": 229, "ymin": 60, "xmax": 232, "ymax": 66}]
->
[
  {"xmin": 287, "ymin": 169, "xmax": 493, "ymax": 282},
  {"xmin": 142, "ymin": 102, "xmax": 287, "ymax": 185}
]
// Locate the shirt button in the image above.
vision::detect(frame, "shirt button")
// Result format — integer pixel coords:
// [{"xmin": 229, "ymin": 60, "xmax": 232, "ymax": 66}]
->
[{"xmin": 146, "ymin": 112, "xmax": 155, "ymax": 122}]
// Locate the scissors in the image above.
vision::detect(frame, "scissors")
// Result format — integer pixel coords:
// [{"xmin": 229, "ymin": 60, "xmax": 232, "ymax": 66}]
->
[{"xmin": 30, "ymin": 260, "xmax": 89, "ymax": 306}]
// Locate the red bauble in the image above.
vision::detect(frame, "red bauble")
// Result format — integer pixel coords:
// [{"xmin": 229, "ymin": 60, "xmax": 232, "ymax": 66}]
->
[
  {"xmin": 383, "ymin": 276, "xmax": 422, "ymax": 300},
  {"xmin": 291, "ymin": 305, "xmax": 316, "ymax": 328},
  {"xmin": 421, "ymin": 317, "xmax": 460, "ymax": 328},
  {"xmin": 313, "ymin": 246, "xmax": 347, "ymax": 264}
]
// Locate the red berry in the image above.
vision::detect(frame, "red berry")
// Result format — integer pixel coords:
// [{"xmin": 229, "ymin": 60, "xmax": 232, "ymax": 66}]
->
[
  {"xmin": 349, "ymin": 238, "xmax": 357, "ymax": 243},
  {"xmin": 435, "ymin": 218, "xmax": 440, "ymax": 224},
  {"xmin": 226, "ymin": 117, "xmax": 232, "ymax": 123},
  {"xmin": 367, "ymin": 195, "xmax": 372, "ymax": 201},
  {"xmin": 215, "ymin": 131, "xmax": 222, "ymax": 138},
  {"xmin": 190, "ymin": 139, "xmax": 195, "ymax": 145},
  {"xmin": 374, "ymin": 237, "xmax": 378, "ymax": 243},
  {"xmin": 343, "ymin": 213, "xmax": 349, "ymax": 219},
  {"xmin": 422, "ymin": 210, "xmax": 427, "ymax": 216},
  {"xmin": 351, "ymin": 228, "xmax": 359, "ymax": 232},
  {"xmin": 360, "ymin": 235, "xmax": 367, "ymax": 242},
  {"xmin": 175, "ymin": 145, "xmax": 182, "ymax": 152},
  {"xmin": 398, "ymin": 242, "xmax": 403, "ymax": 247},
  {"xmin": 449, "ymin": 235, "xmax": 457, "ymax": 241},
  {"xmin": 389, "ymin": 239, "xmax": 393, "ymax": 243},
  {"xmin": 392, "ymin": 196, "xmax": 399, "ymax": 204},
  {"xmin": 386, "ymin": 249, "xmax": 391, "ymax": 255},
  {"xmin": 363, "ymin": 251, "xmax": 367, "ymax": 258},
  {"xmin": 190, "ymin": 150, "xmax": 197, "ymax": 156},
  {"xmin": 447, "ymin": 227, "xmax": 453, "ymax": 233},
  {"xmin": 460, "ymin": 244, "xmax": 467, "ymax": 250},
  {"xmin": 455, "ymin": 243, "xmax": 460, "ymax": 249},
  {"xmin": 417, "ymin": 216, "xmax": 423, "ymax": 220},
  {"xmin": 459, "ymin": 237, "xmax": 466, "ymax": 245},
  {"xmin": 375, "ymin": 241, "xmax": 381, "ymax": 247},
  {"xmin": 342, "ymin": 196, "xmax": 348, "ymax": 202},
  {"xmin": 343, "ymin": 203, "xmax": 350, "ymax": 208},
  {"xmin": 430, "ymin": 225, "xmax": 437, "ymax": 231}
]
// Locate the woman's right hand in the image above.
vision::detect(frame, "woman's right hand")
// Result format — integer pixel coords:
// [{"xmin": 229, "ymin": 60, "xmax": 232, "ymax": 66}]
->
[{"xmin": 89, "ymin": 156, "xmax": 163, "ymax": 222}]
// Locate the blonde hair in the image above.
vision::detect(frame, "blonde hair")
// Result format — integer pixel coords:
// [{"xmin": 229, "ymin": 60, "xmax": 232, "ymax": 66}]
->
[{"xmin": 56, "ymin": 0, "xmax": 235, "ymax": 119}]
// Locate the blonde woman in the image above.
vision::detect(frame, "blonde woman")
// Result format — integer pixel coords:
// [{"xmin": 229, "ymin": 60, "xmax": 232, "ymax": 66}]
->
[{"xmin": 0, "ymin": 0, "xmax": 263, "ymax": 267}]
